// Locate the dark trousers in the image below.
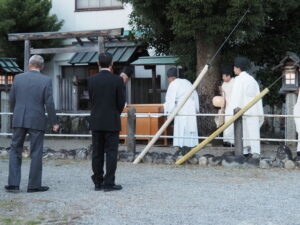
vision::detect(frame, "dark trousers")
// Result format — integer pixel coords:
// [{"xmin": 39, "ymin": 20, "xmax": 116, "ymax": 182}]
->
[
  {"xmin": 8, "ymin": 127, "xmax": 44, "ymax": 188},
  {"xmin": 91, "ymin": 131, "xmax": 119, "ymax": 186}
]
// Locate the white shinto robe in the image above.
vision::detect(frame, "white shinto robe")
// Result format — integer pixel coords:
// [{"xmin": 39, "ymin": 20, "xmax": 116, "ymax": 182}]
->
[
  {"xmin": 294, "ymin": 91, "xmax": 300, "ymax": 152},
  {"xmin": 222, "ymin": 77, "xmax": 235, "ymax": 143},
  {"xmin": 226, "ymin": 71, "xmax": 264, "ymax": 154},
  {"xmin": 164, "ymin": 78, "xmax": 199, "ymax": 147}
]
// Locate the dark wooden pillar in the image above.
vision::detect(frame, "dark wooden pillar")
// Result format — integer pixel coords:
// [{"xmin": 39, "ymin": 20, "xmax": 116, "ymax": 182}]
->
[
  {"xmin": 234, "ymin": 107, "xmax": 243, "ymax": 156},
  {"xmin": 127, "ymin": 107, "xmax": 136, "ymax": 153}
]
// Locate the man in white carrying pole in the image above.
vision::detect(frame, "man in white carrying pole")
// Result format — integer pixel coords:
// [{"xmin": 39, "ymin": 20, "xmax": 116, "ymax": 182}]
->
[
  {"xmin": 164, "ymin": 68, "xmax": 200, "ymax": 155},
  {"xmin": 227, "ymin": 57, "xmax": 264, "ymax": 158}
]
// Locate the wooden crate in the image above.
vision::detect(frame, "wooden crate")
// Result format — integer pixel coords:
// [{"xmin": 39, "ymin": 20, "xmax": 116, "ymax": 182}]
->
[{"xmin": 120, "ymin": 104, "xmax": 172, "ymax": 145}]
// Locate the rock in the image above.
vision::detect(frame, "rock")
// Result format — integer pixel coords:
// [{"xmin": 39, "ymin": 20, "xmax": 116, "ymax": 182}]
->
[
  {"xmin": 259, "ymin": 159, "xmax": 272, "ymax": 169},
  {"xmin": 75, "ymin": 148, "xmax": 88, "ymax": 160},
  {"xmin": 119, "ymin": 152, "xmax": 135, "ymax": 162},
  {"xmin": 222, "ymin": 151, "xmax": 235, "ymax": 157},
  {"xmin": 222, "ymin": 155, "xmax": 246, "ymax": 167},
  {"xmin": 66, "ymin": 149, "xmax": 76, "ymax": 159},
  {"xmin": 272, "ymin": 160, "xmax": 284, "ymax": 168},
  {"xmin": 0, "ymin": 150, "xmax": 8, "ymax": 157},
  {"xmin": 251, "ymin": 153, "xmax": 261, "ymax": 159},
  {"xmin": 164, "ymin": 155, "xmax": 174, "ymax": 165},
  {"xmin": 43, "ymin": 147, "xmax": 55, "ymax": 153},
  {"xmin": 276, "ymin": 144, "xmax": 293, "ymax": 161},
  {"xmin": 246, "ymin": 158, "xmax": 260, "ymax": 167},
  {"xmin": 188, "ymin": 156, "xmax": 198, "ymax": 165},
  {"xmin": 203, "ymin": 154, "xmax": 214, "ymax": 159},
  {"xmin": 152, "ymin": 153, "xmax": 163, "ymax": 164},
  {"xmin": 142, "ymin": 154, "xmax": 153, "ymax": 164},
  {"xmin": 198, "ymin": 157, "xmax": 208, "ymax": 166},
  {"xmin": 294, "ymin": 156, "xmax": 300, "ymax": 167},
  {"xmin": 284, "ymin": 160, "xmax": 296, "ymax": 169},
  {"xmin": 208, "ymin": 156, "xmax": 223, "ymax": 166}
]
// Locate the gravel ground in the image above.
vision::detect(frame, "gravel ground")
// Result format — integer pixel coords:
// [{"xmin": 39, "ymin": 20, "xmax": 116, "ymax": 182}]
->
[{"xmin": 1, "ymin": 157, "xmax": 300, "ymax": 225}]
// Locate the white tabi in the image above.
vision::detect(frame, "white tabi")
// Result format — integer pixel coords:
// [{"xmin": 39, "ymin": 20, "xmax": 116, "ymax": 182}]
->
[
  {"xmin": 164, "ymin": 78, "xmax": 199, "ymax": 147},
  {"xmin": 226, "ymin": 71, "xmax": 264, "ymax": 154},
  {"xmin": 222, "ymin": 77, "xmax": 235, "ymax": 144},
  {"xmin": 294, "ymin": 91, "xmax": 300, "ymax": 152}
]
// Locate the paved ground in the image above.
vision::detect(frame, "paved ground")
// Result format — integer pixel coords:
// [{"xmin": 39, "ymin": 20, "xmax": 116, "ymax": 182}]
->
[{"xmin": 1, "ymin": 157, "xmax": 300, "ymax": 225}]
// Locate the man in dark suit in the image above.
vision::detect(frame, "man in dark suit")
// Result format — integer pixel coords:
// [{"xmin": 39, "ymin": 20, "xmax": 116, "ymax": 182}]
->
[
  {"xmin": 88, "ymin": 53, "xmax": 125, "ymax": 192},
  {"xmin": 4, "ymin": 55, "xmax": 59, "ymax": 193}
]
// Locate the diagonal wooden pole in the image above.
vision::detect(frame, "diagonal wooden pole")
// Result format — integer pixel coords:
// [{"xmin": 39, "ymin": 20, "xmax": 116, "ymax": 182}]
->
[
  {"xmin": 175, "ymin": 88, "xmax": 270, "ymax": 165},
  {"xmin": 133, "ymin": 65, "xmax": 209, "ymax": 164}
]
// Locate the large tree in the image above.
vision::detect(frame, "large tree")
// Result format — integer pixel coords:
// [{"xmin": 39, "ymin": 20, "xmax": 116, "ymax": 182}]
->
[
  {"xmin": 124, "ymin": 0, "xmax": 300, "ymax": 134},
  {"xmin": 0, "ymin": 0, "xmax": 64, "ymax": 67}
]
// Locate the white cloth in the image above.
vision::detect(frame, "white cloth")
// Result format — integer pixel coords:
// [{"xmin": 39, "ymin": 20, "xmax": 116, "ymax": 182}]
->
[
  {"xmin": 294, "ymin": 91, "xmax": 300, "ymax": 152},
  {"xmin": 164, "ymin": 78, "xmax": 199, "ymax": 147},
  {"xmin": 222, "ymin": 78, "xmax": 235, "ymax": 143},
  {"xmin": 226, "ymin": 71, "xmax": 264, "ymax": 154}
]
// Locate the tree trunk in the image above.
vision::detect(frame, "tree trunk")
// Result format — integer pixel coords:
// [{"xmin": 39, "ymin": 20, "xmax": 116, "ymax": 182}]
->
[{"xmin": 195, "ymin": 36, "xmax": 220, "ymax": 137}]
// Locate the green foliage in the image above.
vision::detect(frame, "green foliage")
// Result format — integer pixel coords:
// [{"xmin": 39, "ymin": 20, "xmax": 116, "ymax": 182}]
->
[
  {"xmin": 123, "ymin": 0, "xmax": 300, "ymax": 105},
  {"xmin": 0, "ymin": 0, "xmax": 63, "ymax": 67}
]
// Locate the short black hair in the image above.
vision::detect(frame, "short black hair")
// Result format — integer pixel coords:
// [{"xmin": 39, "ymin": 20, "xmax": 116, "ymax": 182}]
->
[{"xmin": 98, "ymin": 53, "xmax": 113, "ymax": 68}]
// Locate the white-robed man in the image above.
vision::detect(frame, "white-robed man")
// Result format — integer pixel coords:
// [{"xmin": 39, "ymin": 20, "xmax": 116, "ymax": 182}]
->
[
  {"xmin": 221, "ymin": 64, "xmax": 235, "ymax": 147},
  {"xmin": 164, "ymin": 67, "xmax": 200, "ymax": 155},
  {"xmin": 294, "ymin": 88, "xmax": 300, "ymax": 158},
  {"xmin": 227, "ymin": 57, "xmax": 264, "ymax": 158}
]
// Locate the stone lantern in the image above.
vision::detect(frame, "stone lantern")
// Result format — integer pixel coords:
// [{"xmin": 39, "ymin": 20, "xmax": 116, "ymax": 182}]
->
[{"xmin": 273, "ymin": 52, "xmax": 300, "ymax": 148}]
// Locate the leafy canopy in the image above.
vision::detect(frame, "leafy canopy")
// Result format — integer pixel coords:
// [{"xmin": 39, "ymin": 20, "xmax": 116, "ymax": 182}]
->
[{"xmin": 0, "ymin": 0, "xmax": 64, "ymax": 67}]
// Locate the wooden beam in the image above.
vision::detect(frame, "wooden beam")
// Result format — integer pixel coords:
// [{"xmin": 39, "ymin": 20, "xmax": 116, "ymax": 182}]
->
[
  {"xmin": 24, "ymin": 40, "xmax": 30, "ymax": 72},
  {"xmin": 30, "ymin": 46, "xmax": 99, "ymax": 55},
  {"xmin": 8, "ymin": 28, "xmax": 123, "ymax": 41},
  {"xmin": 76, "ymin": 37, "xmax": 83, "ymax": 46}
]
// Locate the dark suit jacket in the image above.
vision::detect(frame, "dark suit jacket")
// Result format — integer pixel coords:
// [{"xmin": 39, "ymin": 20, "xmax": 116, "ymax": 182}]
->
[
  {"xmin": 88, "ymin": 70, "xmax": 125, "ymax": 131},
  {"xmin": 10, "ymin": 70, "xmax": 57, "ymax": 131}
]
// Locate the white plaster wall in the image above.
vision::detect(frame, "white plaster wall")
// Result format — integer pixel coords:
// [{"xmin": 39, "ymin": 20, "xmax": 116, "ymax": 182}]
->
[{"xmin": 50, "ymin": 0, "xmax": 132, "ymax": 31}]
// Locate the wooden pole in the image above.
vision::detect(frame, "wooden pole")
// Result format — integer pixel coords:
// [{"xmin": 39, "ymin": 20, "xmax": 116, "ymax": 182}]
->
[
  {"xmin": 127, "ymin": 107, "xmax": 136, "ymax": 153},
  {"xmin": 133, "ymin": 64, "xmax": 209, "ymax": 164},
  {"xmin": 175, "ymin": 88, "xmax": 269, "ymax": 165},
  {"xmin": 234, "ymin": 107, "xmax": 243, "ymax": 156},
  {"xmin": 24, "ymin": 40, "xmax": 31, "ymax": 72}
]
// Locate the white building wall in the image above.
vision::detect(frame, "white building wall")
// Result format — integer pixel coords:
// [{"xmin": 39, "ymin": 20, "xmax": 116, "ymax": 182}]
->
[{"xmin": 50, "ymin": 0, "xmax": 132, "ymax": 31}]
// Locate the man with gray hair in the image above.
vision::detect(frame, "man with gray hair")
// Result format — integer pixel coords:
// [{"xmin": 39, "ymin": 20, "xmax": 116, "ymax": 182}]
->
[{"xmin": 4, "ymin": 55, "xmax": 59, "ymax": 193}]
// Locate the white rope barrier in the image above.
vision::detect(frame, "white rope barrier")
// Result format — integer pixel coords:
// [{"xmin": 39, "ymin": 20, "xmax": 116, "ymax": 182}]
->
[
  {"xmin": 1, "ymin": 112, "xmax": 300, "ymax": 118},
  {"xmin": 0, "ymin": 112, "xmax": 298, "ymax": 143}
]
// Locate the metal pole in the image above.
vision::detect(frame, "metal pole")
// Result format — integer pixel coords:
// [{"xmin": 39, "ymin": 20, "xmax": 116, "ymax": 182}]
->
[{"xmin": 175, "ymin": 88, "xmax": 269, "ymax": 165}]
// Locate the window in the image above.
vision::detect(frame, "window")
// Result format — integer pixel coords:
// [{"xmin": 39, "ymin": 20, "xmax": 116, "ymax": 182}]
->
[{"xmin": 76, "ymin": 0, "xmax": 123, "ymax": 11}]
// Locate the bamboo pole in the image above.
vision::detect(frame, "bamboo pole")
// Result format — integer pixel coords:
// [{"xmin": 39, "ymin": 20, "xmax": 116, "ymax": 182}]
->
[
  {"xmin": 133, "ymin": 64, "xmax": 209, "ymax": 164},
  {"xmin": 175, "ymin": 88, "xmax": 270, "ymax": 165}
]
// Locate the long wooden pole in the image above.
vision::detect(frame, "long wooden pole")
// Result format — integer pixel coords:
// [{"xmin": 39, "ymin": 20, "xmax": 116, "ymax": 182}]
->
[
  {"xmin": 133, "ymin": 65, "xmax": 209, "ymax": 164},
  {"xmin": 175, "ymin": 88, "xmax": 270, "ymax": 165}
]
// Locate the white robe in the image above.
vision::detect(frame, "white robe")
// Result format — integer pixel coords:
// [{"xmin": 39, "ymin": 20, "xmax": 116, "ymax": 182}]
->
[
  {"xmin": 226, "ymin": 71, "xmax": 264, "ymax": 154},
  {"xmin": 164, "ymin": 78, "xmax": 199, "ymax": 147},
  {"xmin": 294, "ymin": 91, "xmax": 300, "ymax": 152},
  {"xmin": 222, "ymin": 78, "xmax": 235, "ymax": 143}
]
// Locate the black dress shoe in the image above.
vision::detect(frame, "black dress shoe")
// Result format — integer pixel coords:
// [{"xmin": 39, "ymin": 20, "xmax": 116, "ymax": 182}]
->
[
  {"xmin": 95, "ymin": 184, "xmax": 103, "ymax": 191},
  {"xmin": 103, "ymin": 184, "xmax": 122, "ymax": 192},
  {"xmin": 27, "ymin": 186, "xmax": 49, "ymax": 193},
  {"xmin": 4, "ymin": 185, "xmax": 20, "ymax": 193}
]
